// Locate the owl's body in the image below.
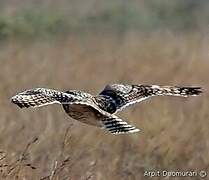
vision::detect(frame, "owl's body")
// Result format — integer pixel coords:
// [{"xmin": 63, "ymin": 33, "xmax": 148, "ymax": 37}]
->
[
  {"xmin": 63, "ymin": 104, "xmax": 103, "ymax": 127},
  {"xmin": 11, "ymin": 84, "xmax": 202, "ymax": 134}
]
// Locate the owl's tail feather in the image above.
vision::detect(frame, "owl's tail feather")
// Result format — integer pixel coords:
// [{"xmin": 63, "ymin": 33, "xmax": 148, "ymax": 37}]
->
[
  {"xmin": 151, "ymin": 85, "xmax": 202, "ymax": 97},
  {"xmin": 102, "ymin": 115, "xmax": 140, "ymax": 134}
]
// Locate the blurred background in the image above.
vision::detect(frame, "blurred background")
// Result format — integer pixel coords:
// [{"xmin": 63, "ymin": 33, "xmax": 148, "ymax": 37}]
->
[{"xmin": 0, "ymin": 0, "xmax": 209, "ymax": 179}]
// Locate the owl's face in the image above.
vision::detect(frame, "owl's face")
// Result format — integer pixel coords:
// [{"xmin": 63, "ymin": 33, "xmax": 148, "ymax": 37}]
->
[{"xmin": 102, "ymin": 84, "xmax": 132, "ymax": 95}]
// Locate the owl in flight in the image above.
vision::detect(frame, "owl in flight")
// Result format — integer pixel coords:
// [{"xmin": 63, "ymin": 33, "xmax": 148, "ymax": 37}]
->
[{"xmin": 11, "ymin": 84, "xmax": 202, "ymax": 134}]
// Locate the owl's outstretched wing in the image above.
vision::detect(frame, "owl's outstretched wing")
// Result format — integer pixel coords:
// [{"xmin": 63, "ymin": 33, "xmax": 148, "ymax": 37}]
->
[
  {"xmin": 11, "ymin": 88, "xmax": 90, "ymax": 108},
  {"xmin": 11, "ymin": 87, "xmax": 141, "ymax": 134},
  {"xmin": 100, "ymin": 84, "xmax": 202, "ymax": 113}
]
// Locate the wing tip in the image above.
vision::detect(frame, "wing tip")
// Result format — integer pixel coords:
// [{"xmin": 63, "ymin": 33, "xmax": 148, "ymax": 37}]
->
[
  {"xmin": 10, "ymin": 96, "xmax": 24, "ymax": 108},
  {"xmin": 191, "ymin": 87, "xmax": 203, "ymax": 96},
  {"xmin": 10, "ymin": 95, "xmax": 30, "ymax": 108},
  {"xmin": 181, "ymin": 87, "xmax": 202, "ymax": 96}
]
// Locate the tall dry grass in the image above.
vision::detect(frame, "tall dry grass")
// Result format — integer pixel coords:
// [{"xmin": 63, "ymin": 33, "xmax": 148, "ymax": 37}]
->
[{"xmin": 0, "ymin": 31, "xmax": 208, "ymax": 179}]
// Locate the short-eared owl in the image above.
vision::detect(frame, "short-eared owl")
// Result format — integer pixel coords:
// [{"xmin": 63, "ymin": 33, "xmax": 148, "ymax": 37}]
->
[{"xmin": 11, "ymin": 84, "xmax": 202, "ymax": 134}]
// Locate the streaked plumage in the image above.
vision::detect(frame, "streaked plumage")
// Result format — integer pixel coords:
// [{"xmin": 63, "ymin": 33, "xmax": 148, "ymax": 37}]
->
[{"xmin": 11, "ymin": 84, "xmax": 202, "ymax": 134}]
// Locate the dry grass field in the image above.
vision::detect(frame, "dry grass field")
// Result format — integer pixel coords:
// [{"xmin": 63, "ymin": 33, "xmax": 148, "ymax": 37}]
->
[
  {"xmin": 0, "ymin": 31, "xmax": 208, "ymax": 180},
  {"xmin": 0, "ymin": 1, "xmax": 209, "ymax": 180}
]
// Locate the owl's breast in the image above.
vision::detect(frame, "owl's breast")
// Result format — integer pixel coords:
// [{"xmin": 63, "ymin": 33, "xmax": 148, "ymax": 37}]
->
[{"xmin": 62, "ymin": 104, "xmax": 103, "ymax": 127}]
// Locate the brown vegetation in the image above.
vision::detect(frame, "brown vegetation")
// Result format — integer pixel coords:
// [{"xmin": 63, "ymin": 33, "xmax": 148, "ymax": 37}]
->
[
  {"xmin": 0, "ymin": 31, "xmax": 208, "ymax": 179},
  {"xmin": 0, "ymin": 1, "xmax": 209, "ymax": 179}
]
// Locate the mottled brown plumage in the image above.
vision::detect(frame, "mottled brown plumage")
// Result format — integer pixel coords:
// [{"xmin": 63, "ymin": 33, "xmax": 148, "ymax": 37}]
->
[{"xmin": 11, "ymin": 84, "xmax": 202, "ymax": 134}]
